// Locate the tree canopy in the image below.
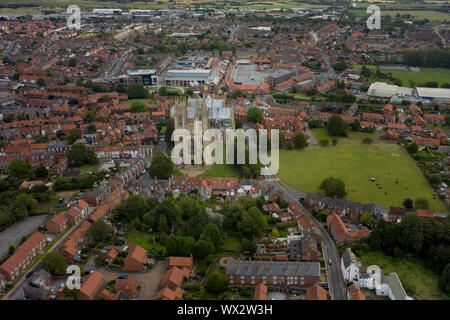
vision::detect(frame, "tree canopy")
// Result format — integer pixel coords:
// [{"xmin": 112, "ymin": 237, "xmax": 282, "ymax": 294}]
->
[{"xmin": 319, "ymin": 176, "xmax": 346, "ymax": 198}]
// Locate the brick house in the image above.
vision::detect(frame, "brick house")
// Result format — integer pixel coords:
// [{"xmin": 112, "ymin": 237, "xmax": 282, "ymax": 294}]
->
[
  {"xmin": 124, "ymin": 245, "xmax": 148, "ymax": 271},
  {"xmin": 226, "ymin": 260, "xmax": 320, "ymax": 289},
  {"xmin": 78, "ymin": 271, "xmax": 104, "ymax": 300},
  {"xmin": 0, "ymin": 232, "xmax": 47, "ymax": 281},
  {"xmin": 46, "ymin": 212, "xmax": 68, "ymax": 233},
  {"xmin": 327, "ymin": 213, "xmax": 370, "ymax": 245}
]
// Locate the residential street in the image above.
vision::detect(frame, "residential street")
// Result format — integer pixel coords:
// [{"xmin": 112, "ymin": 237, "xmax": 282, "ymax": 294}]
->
[{"xmin": 264, "ymin": 173, "xmax": 347, "ymax": 300}]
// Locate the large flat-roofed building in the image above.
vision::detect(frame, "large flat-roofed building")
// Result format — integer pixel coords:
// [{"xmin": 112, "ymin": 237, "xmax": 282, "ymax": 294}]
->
[
  {"xmin": 226, "ymin": 60, "xmax": 270, "ymax": 94},
  {"xmin": 367, "ymin": 82, "xmax": 414, "ymax": 98},
  {"xmin": 109, "ymin": 69, "xmax": 157, "ymax": 86},
  {"xmin": 226, "ymin": 260, "xmax": 320, "ymax": 289},
  {"xmin": 415, "ymin": 87, "xmax": 450, "ymax": 103},
  {"xmin": 165, "ymin": 69, "xmax": 211, "ymax": 87}
]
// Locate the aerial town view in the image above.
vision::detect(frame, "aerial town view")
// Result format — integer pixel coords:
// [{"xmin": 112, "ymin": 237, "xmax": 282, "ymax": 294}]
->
[{"xmin": 0, "ymin": 0, "xmax": 449, "ymax": 313}]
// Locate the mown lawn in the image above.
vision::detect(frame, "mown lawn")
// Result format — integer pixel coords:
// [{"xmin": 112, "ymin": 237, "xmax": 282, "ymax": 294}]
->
[
  {"xmin": 125, "ymin": 231, "xmax": 166, "ymax": 254},
  {"xmin": 358, "ymin": 250, "xmax": 449, "ymax": 300},
  {"xmin": 200, "ymin": 164, "xmax": 239, "ymax": 178},
  {"xmin": 279, "ymin": 129, "xmax": 445, "ymax": 211},
  {"xmin": 221, "ymin": 237, "xmax": 242, "ymax": 251}
]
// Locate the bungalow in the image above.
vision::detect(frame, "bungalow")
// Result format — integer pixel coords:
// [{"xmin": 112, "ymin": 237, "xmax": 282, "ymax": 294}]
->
[
  {"xmin": 388, "ymin": 207, "xmax": 406, "ymax": 223},
  {"xmin": 362, "ymin": 112, "xmax": 383, "ymax": 124}
]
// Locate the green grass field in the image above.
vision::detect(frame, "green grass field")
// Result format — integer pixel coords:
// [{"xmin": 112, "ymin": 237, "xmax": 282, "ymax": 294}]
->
[
  {"xmin": 279, "ymin": 129, "xmax": 445, "ymax": 211},
  {"xmin": 125, "ymin": 231, "xmax": 166, "ymax": 254},
  {"xmin": 221, "ymin": 237, "xmax": 242, "ymax": 251},
  {"xmin": 353, "ymin": 65, "xmax": 450, "ymax": 87},
  {"xmin": 200, "ymin": 164, "xmax": 239, "ymax": 178},
  {"xmin": 359, "ymin": 250, "xmax": 449, "ymax": 300}
]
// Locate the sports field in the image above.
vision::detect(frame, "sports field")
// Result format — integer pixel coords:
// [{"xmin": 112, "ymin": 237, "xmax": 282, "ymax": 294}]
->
[
  {"xmin": 353, "ymin": 65, "xmax": 450, "ymax": 87},
  {"xmin": 278, "ymin": 129, "xmax": 445, "ymax": 211}
]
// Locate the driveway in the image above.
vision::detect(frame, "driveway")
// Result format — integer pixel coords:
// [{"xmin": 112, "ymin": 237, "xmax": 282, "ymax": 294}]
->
[
  {"xmin": 0, "ymin": 215, "xmax": 48, "ymax": 259},
  {"xmin": 86, "ymin": 260, "xmax": 168, "ymax": 299}
]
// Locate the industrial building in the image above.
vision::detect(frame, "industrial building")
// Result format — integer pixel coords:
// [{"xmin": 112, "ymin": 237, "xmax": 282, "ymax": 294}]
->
[
  {"xmin": 415, "ymin": 87, "xmax": 450, "ymax": 103},
  {"xmin": 367, "ymin": 82, "xmax": 414, "ymax": 98}
]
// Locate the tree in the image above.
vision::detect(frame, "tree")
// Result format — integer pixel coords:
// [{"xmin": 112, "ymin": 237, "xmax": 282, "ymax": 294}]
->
[
  {"xmin": 294, "ymin": 132, "xmax": 308, "ymax": 149},
  {"xmin": 403, "ymin": 198, "xmax": 413, "ymax": 209},
  {"xmin": 131, "ymin": 101, "xmax": 148, "ymax": 113},
  {"xmin": 114, "ymin": 195, "xmax": 151, "ymax": 221},
  {"xmin": 8, "ymin": 158, "xmax": 32, "ymax": 179},
  {"xmin": 319, "ymin": 177, "xmax": 346, "ymax": 198},
  {"xmin": 237, "ymin": 207, "xmax": 268, "ymax": 239},
  {"xmin": 414, "ymin": 197, "xmax": 429, "ymax": 209},
  {"xmin": 363, "ymin": 137, "xmax": 373, "ymax": 144},
  {"xmin": 10, "ymin": 193, "xmax": 37, "ymax": 220},
  {"xmin": 166, "ymin": 235, "xmax": 195, "ymax": 256},
  {"xmin": 206, "ymin": 272, "xmax": 228, "ymax": 294},
  {"xmin": 200, "ymin": 224, "xmax": 223, "ymax": 250},
  {"xmin": 193, "ymin": 239, "xmax": 215, "ymax": 259},
  {"xmin": 231, "ymin": 89, "xmax": 243, "ymax": 99},
  {"xmin": 157, "ymin": 86, "xmax": 168, "ymax": 96},
  {"xmin": 68, "ymin": 143, "xmax": 98, "ymax": 167},
  {"xmin": 86, "ymin": 124, "xmax": 97, "ymax": 134},
  {"xmin": 34, "ymin": 165, "xmax": 49, "ymax": 179},
  {"xmin": 326, "ymin": 115, "xmax": 348, "ymax": 137},
  {"xmin": 127, "ymin": 84, "xmax": 149, "ymax": 99},
  {"xmin": 445, "ymin": 115, "xmax": 450, "ymax": 127},
  {"xmin": 87, "ymin": 220, "xmax": 114, "ymax": 245},
  {"xmin": 398, "ymin": 214, "xmax": 423, "ymax": 252},
  {"xmin": 148, "ymin": 151, "xmax": 174, "ymax": 179},
  {"xmin": 67, "ymin": 128, "xmax": 82, "ymax": 144},
  {"xmin": 350, "ymin": 119, "xmax": 361, "ymax": 131},
  {"xmin": 331, "ymin": 138, "xmax": 338, "ymax": 146},
  {"xmin": 360, "ymin": 213, "xmax": 372, "ymax": 228},
  {"xmin": 235, "ymin": 118, "xmax": 243, "ymax": 129},
  {"xmin": 40, "ymin": 251, "xmax": 67, "ymax": 276},
  {"xmin": 271, "ymin": 228, "xmax": 280, "ymax": 237},
  {"xmin": 37, "ymin": 78, "xmax": 46, "ymax": 87},
  {"xmin": 246, "ymin": 107, "xmax": 263, "ymax": 124},
  {"xmin": 319, "ymin": 138, "xmax": 329, "ymax": 147},
  {"xmin": 8, "ymin": 243, "xmax": 15, "ymax": 255},
  {"xmin": 406, "ymin": 142, "xmax": 419, "ymax": 154},
  {"xmin": 440, "ymin": 263, "xmax": 450, "ymax": 294}
]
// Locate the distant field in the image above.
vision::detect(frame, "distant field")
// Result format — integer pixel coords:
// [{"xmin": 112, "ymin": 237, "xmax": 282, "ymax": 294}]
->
[
  {"xmin": 350, "ymin": 9, "xmax": 450, "ymax": 22},
  {"xmin": 353, "ymin": 65, "xmax": 450, "ymax": 87},
  {"xmin": 278, "ymin": 128, "xmax": 445, "ymax": 211},
  {"xmin": 359, "ymin": 250, "xmax": 449, "ymax": 300}
]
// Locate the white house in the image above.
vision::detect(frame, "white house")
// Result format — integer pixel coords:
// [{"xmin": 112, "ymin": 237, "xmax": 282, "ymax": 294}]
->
[
  {"xmin": 341, "ymin": 248, "xmax": 360, "ymax": 282},
  {"xmin": 341, "ymin": 248, "xmax": 413, "ymax": 300}
]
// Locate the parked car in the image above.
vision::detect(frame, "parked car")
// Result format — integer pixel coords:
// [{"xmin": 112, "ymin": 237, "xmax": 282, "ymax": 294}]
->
[
  {"xmin": 117, "ymin": 275, "xmax": 128, "ymax": 279},
  {"xmin": 328, "ymin": 258, "xmax": 332, "ymax": 265}
]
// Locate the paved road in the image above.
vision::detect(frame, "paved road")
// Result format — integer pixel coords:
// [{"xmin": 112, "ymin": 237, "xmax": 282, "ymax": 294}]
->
[
  {"xmin": 0, "ymin": 215, "xmax": 48, "ymax": 259},
  {"xmin": 264, "ymin": 174, "xmax": 347, "ymax": 300},
  {"xmin": 85, "ymin": 260, "xmax": 168, "ymax": 298}
]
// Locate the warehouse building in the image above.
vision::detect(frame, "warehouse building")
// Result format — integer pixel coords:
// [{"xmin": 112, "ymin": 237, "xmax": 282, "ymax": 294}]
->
[
  {"xmin": 415, "ymin": 87, "xmax": 450, "ymax": 103},
  {"xmin": 367, "ymin": 82, "xmax": 414, "ymax": 98}
]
